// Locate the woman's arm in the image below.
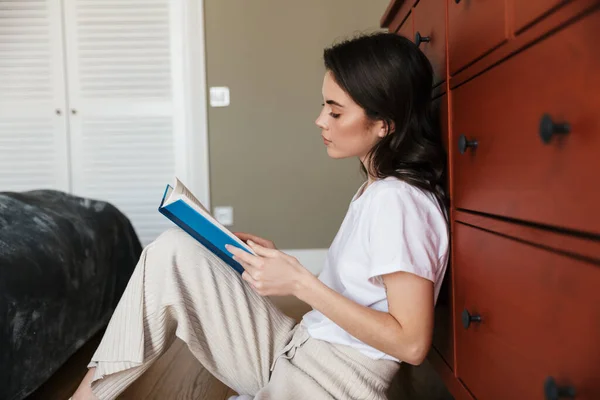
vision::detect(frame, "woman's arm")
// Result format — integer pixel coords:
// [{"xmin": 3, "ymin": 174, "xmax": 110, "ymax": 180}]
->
[
  {"xmin": 296, "ymin": 269, "xmax": 434, "ymax": 365},
  {"xmin": 226, "ymin": 241, "xmax": 435, "ymax": 365}
]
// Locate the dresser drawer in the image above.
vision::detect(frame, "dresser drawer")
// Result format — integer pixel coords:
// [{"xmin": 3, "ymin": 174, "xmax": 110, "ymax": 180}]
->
[
  {"xmin": 413, "ymin": 0, "xmax": 446, "ymax": 86},
  {"xmin": 396, "ymin": 10, "xmax": 413, "ymax": 40},
  {"xmin": 432, "ymin": 95, "xmax": 454, "ymax": 369},
  {"xmin": 448, "ymin": 0, "xmax": 507, "ymax": 74},
  {"xmin": 451, "ymin": 10, "xmax": 600, "ymax": 235},
  {"xmin": 454, "ymin": 223, "xmax": 600, "ymax": 400},
  {"xmin": 515, "ymin": 0, "xmax": 570, "ymax": 33}
]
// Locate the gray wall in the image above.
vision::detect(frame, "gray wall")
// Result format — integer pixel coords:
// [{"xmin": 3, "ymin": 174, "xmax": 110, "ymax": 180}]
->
[{"xmin": 204, "ymin": 0, "xmax": 390, "ymax": 249}]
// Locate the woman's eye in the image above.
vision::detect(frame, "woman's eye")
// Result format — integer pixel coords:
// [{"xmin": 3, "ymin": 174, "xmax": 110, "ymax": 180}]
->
[{"xmin": 321, "ymin": 103, "xmax": 340, "ymax": 118}]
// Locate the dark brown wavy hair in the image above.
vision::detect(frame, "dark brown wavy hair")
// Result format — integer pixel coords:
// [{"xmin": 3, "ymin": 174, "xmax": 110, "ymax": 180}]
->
[{"xmin": 323, "ymin": 32, "xmax": 448, "ymax": 216}]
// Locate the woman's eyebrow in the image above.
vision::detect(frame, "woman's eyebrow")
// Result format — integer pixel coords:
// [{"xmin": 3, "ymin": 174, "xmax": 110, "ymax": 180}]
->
[{"xmin": 325, "ymin": 99, "xmax": 344, "ymax": 108}]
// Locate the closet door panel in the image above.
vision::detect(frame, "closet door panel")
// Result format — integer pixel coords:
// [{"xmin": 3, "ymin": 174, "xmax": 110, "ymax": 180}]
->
[
  {"xmin": 0, "ymin": 0, "xmax": 69, "ymax": 192},
  {"xmin": 64, "ymin": 0, "xmax": 185, "ymax": 245}
]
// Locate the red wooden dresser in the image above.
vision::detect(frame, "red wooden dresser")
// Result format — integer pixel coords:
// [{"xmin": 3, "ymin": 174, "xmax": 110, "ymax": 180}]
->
[{"xmin": 381, "ymin": 1, "xmax": 600, "ymax": 399}]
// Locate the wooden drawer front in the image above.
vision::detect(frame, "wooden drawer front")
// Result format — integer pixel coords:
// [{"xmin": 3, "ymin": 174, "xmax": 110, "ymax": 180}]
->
[
  {"xmin": 452, "ymin": 11, "xmax": 600, "ymax": 235},
  {"xmin": 448, "ymin": 0, "xmax": 507, "ymax": 74},
  {"xmin": 413, "ymin": 0, "xmax": 446, "ymax": 86},
  {"xmin": 396, "ymin": 11, "xmax": 413, "ymax": 40},
  {"xmin": 515, "ymin": 0, "xmax": 569, "ymax": 33},
  {"xmin": 382, "ymin": 0, "xmax": 414, "ymax": 33},
  {"xmin": 433, "ymin": 264, "xmax": 454, "ymax": 369},
  {"xmin": 432, "ymin": 95, "xmax": 454, "ymax": 369},
  {"xmin": 454, "ymin": 223, "xmax": 600, "ymax": 400}
]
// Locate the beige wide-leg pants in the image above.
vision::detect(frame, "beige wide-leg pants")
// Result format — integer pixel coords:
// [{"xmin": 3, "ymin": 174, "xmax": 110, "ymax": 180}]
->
[{"xmin": 88, "ymin": 228, "xmax": 399, "ymax": 399}]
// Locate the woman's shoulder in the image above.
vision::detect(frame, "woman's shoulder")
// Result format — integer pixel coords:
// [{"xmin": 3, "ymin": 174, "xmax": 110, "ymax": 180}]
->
[
  {"xmin": 364, "ymin": 177, "xmax": 449, "ymax": 267},
  {"xmin": 366, "ymin": 177, "xmax": 447, "ymax": 222},
  {"xmin": 368, "ymin": 177, "xmax": 435, "ymax": 203}
]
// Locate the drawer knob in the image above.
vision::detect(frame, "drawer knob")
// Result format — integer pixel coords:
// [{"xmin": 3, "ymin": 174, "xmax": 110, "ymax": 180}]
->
[
  {"xmin": 455, "ymin": 0, "xmax": 461, "ymax": 3},
  {"xmin": 462, "ymin": 309, "xmax": 481, "ymax": 329},
  {"xmin": 415, "ymin": 31, "xmax": 430, "ymax": 47},
  {"xmin": 458, "ymin": 134, "xmax": 478, "ymax": 154},
  {"xmin": 539, "ymin": 114, "xmax": 570, "ymax": 144},
  {"xmin": 544, "ymin": 377, "xmax": 576, "ymax": 400}
]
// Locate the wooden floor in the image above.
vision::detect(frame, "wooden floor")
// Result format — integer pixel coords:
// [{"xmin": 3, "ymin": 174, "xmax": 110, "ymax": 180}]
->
[
  {"xmin": 120, "ymin": 338, "xmax": 237, "ymax": 400},
  {"xmin": 27, "ymin": 296, "xmax": 453, "ymax": 400}
]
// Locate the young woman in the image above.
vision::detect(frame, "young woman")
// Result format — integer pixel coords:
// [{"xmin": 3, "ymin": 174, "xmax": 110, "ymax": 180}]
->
[{"xmin": 72, "ymin": 31, "xmax": 449, "ymax": 400}]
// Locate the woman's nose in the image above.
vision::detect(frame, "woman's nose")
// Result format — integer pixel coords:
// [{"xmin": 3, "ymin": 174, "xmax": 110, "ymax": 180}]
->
[{"xmin": 315, "ymin": 110, "xmax": 328, "ymax": 129}]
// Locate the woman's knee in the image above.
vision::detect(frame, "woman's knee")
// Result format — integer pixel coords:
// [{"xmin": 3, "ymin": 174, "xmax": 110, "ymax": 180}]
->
[
  {"xmin": 153, "ymin": 227, "xmax": 189, "ymax": 246},
  {"xmin": 146, "ymin": 227, "xmax": 214, "ymax": 275},
  {"xmin": 150, "ymin": 227, "xmax": 201, "ymax": 255}
]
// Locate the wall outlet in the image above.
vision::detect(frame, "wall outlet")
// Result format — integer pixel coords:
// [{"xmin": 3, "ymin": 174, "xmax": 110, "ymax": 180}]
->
[
  {"xmin": 213, "ymin": 206, "xmax": 234, "ymax": 226},
  {"xmin": 209, "ymin": 86, "xmax": 230, "ymax": 107}
]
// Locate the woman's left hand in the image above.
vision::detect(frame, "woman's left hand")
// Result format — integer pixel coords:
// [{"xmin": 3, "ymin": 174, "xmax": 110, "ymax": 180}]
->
[{"xmin": 225, "ymin": 241, "xmax": 313, "ymax": 297}]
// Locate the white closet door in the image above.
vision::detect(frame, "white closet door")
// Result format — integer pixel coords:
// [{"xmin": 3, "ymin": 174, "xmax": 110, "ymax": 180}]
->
[
  {"xmin": 0, "ymin": 0, "xmax": 69, "ymax": 192},
  {"xmin": 63, "ymin": 0, "xmax": 187, "ymax": 245}
]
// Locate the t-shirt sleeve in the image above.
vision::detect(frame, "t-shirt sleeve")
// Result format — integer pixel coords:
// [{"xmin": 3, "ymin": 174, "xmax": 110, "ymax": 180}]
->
[{"xmin": 367, "ymin": 186, "xmax": 444, "ymax": 285}]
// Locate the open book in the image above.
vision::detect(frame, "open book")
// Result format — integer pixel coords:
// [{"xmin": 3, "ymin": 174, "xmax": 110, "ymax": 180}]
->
[{"xmin": 158, "ymin": 178, "xmax": 255, "ymax": 274}]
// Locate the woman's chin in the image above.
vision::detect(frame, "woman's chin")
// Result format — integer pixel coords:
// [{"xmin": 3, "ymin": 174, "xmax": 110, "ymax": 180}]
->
[
  {"xmin": 326, "ymin": 147, "xmax": 355, "ymax": 160},
  {"xmin": 325, "ymin": 147, "xmax": 343, "ymax": 159}
]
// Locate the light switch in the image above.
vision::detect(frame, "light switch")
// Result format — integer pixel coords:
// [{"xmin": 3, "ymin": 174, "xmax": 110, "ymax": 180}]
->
[
  {"xmin": 214, "ymin": 206, "xmax": 234, "ymax": 226},
  {"xmin": 210, "ymin": 86, "xmax": 230, "ymax": 107}
]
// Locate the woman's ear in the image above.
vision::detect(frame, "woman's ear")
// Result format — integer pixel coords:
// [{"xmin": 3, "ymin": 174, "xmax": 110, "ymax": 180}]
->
[{"xmin": 377, "ymin": 120, "xmax": 395, "ymax": 138}]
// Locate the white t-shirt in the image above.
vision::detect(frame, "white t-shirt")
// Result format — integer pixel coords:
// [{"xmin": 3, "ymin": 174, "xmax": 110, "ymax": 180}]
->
[{"xmin": 301, "ymin": 176, "xmax": 449, "ymax": 362}]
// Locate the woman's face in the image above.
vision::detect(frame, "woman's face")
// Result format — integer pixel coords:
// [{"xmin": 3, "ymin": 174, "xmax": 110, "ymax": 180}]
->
[{"xmin": 315, "ymin": 71, "xmax": 386, "ymax": 162}]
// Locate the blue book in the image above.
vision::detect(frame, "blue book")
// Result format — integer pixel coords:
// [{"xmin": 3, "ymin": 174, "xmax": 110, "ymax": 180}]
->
[{"xmin": 158, "ymin": 178, "xmax": 255, "ymax": 274}]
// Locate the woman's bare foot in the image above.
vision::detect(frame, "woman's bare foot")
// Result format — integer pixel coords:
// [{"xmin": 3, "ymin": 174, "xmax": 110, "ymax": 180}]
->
[{"xmin": 71, "ymin": 368, "xmax": 99, "ymax": 400}]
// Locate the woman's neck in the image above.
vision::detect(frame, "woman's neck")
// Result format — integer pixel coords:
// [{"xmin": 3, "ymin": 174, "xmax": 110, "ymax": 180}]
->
[{"xmin": 360, "ymin": 155, "xmax": 375, "ymax": 183}]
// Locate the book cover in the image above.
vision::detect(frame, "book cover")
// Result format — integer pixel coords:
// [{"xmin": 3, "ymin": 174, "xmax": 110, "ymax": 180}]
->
[{"xmin": 158, "ymin": 178, "xmax": 255, "ymax": 274}]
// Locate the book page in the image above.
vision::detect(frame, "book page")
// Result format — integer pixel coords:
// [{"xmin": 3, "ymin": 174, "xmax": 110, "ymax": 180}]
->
[
  {"xmin": 178, "ymin": 179, "xmax": 210, "ymax": 214},
  {"xmin": 169, "ymin": 177, "xmax": 255, "ymax": 255}
]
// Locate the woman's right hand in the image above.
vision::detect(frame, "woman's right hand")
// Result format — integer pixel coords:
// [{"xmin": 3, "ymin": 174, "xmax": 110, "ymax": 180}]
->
[{"xmin": 233, "ymin": 232, "xmax": 277, "ymax": 250}]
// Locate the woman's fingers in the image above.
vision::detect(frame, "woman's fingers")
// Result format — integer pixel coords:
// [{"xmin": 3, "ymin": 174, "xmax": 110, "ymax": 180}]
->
[
  {"xmin": 247, "ymin": 240, "xmax": 280, "ymax": 258},
  {"xmin": 233, "ymin": 231, "xmax": 259, "ymax": 243},
  {"xmin": 232, "ymin": 232, "xmax": 276, "ymax": 249},
  {"xmin": 233, "ymin": 232, "xmax": 253, "ymax": 242},
  {"xmin": 241, "ymin": 271, "xmax": 264, "ymax": 293},
  {"xmin": 226, "ymin": 244, "xmax": 263, "ymax": 268},
  {"xmin": 231, "ymin": 252, "xmax": 262, "ymax": 284},
  {"xmin": 248, "ymin": 241, "xmax": 298, "ymax": 266},
  {"xmin": 258, "ymin": 238, "xmax": 276, "ymax": 249}
]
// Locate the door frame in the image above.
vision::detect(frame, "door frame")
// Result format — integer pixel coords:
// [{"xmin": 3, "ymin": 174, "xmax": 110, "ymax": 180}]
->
[{"xmin": 182, "ymin": 0, "xmax": 211, "ymax": 209}]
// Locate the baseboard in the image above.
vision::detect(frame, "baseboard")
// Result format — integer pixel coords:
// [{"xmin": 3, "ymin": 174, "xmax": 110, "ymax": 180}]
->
[{"xmin": 280, "ymin": 248, "xmax": 327, "ymax": 275}]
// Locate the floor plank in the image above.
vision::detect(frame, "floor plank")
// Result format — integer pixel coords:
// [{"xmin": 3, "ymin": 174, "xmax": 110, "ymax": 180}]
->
[{"xmin": 120, "ymin": 339, "xmax": 231, "ymax": 400}]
